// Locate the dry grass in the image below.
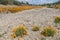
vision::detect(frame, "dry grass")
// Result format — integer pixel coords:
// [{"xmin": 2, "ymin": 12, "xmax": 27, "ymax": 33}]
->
[
  {"xmin": 0, "ymin": 5, "xmax": 43, "ymax": 13},
  {"xmin": 56, "ymin": 4, "xmax": 60, "ymax": 9},
  {"xmin": 54, "ymin": 16, "xmax": 60, "ymax": 24},
  {"xmin": 32, "ymin": 25, "xmax": 40, "ymax": 31}
]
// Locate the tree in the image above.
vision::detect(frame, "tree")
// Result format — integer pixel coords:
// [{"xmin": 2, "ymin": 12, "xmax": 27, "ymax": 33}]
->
[
  {"xmin": 0, "ymin": 0, "xmax": 14, "ymax": 5},
  {"xmin": 0, "ymin": 0, "xmax": 8, "ymax": 5},
  {"xmin": 7, "ymin": 0, "xmax": 15, "ymax": 5},
  {"xmin": 26, "ymin": 2, "xmax": 29, "ymax": 5}
]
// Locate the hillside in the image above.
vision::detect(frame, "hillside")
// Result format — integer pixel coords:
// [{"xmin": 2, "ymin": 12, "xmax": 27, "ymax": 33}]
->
[{"xmin": 45, "ymin": 1, "xmax": 60, "ymax": 9}]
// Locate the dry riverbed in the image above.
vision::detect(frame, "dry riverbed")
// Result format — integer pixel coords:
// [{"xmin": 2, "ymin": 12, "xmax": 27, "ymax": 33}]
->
[{"xmin": 0, "ymin": 8, "xmax": 60, "ymax": 40}]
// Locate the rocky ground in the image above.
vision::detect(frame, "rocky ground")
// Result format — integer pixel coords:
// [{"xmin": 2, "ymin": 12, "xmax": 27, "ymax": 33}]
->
[{"xmin": 0, "ymin": 8, "xmax": 60, "ymax": 40}]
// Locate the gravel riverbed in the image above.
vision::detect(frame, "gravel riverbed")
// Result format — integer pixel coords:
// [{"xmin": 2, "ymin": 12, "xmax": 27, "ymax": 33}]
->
[{"xmin": 0, "ymin": 8, "xmax": 60, "ymax": 40}]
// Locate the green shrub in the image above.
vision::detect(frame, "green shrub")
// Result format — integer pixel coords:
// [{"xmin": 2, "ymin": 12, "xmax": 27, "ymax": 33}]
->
[
  {"xmin": 54, "ymin": 16, "xmax": 60, "ymax": 24},
  {"xmin": 11, "ymin": 24, "xmax": 29, "ymax": 38},
  {"xmin": 41, "ymin": 26, "xmax": 58, "ymax": 37}
]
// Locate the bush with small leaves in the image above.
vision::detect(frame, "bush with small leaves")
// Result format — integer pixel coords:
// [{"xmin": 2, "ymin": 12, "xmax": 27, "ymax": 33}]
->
[
  {"xmin": 11, "ymin": 24, "xmax": 29, "ymax": 38},
  {"xmin": 41, "ymin": 26, "xmax": 58, "ymax": 37},
  {"xmin": 32, "ymin": 26, "xmax": 40, "ymax": 31}
]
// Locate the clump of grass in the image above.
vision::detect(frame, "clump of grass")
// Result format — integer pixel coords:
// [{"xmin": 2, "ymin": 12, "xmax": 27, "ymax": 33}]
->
[
  {"xmin": 41, "ymin": 37, "xmax": 46, "ymax": 40},
  {"xmin": 54, "ymin": 16, "xmax": 60, "ymax": 24},
  {"xmin": 54, "ymin": 16, "xmax": 60, "ymax": 27},
  {"xmin": 32, "ymin": 26, "xmax": 40, "ymax": 31},
  {"xmin": 11, "ymin": 24, "xmax": 29, "ymax": 38},
  {"xmin": 41, "ymin": 26, "xmax": 58, "ymax": 37}
]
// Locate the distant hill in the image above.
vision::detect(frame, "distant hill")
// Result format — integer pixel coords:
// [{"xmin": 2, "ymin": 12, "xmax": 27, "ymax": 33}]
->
[
  {"xmin": 53, "ymin": 1, "xmax": 60, "ymax": 4},
  {"xmin": 41, "ymin": 1, "xmax": 60, "ymax": 9},
  {"xmin": 0, "ymin": 0, "xmax": 30, "ymax": 5}
]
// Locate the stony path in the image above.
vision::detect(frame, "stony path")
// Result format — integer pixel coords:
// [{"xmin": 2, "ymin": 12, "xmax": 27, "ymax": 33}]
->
[{"xmin": 0, "ymin": 8, "xmax": 60, "ymax": 40}]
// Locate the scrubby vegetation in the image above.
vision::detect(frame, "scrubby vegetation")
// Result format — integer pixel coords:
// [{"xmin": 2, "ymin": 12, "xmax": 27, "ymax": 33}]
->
[
  {"xmin": 41, "ymin": 26, "xmax": 58, "ymax": 37},
  {"xmin": 54, "ymin": 16, "xmax": 60, "ymax": 27},
  {"xmin": 11, "ymin": 24, "xmax": 29, "ymax": 38},
  {"xmin": 32, "ymin": 26, "xmax": 40, "ymax": 31},
  {"xmin": 54, "ymin": 16, "xmax": 60, "ymax": 24}
]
